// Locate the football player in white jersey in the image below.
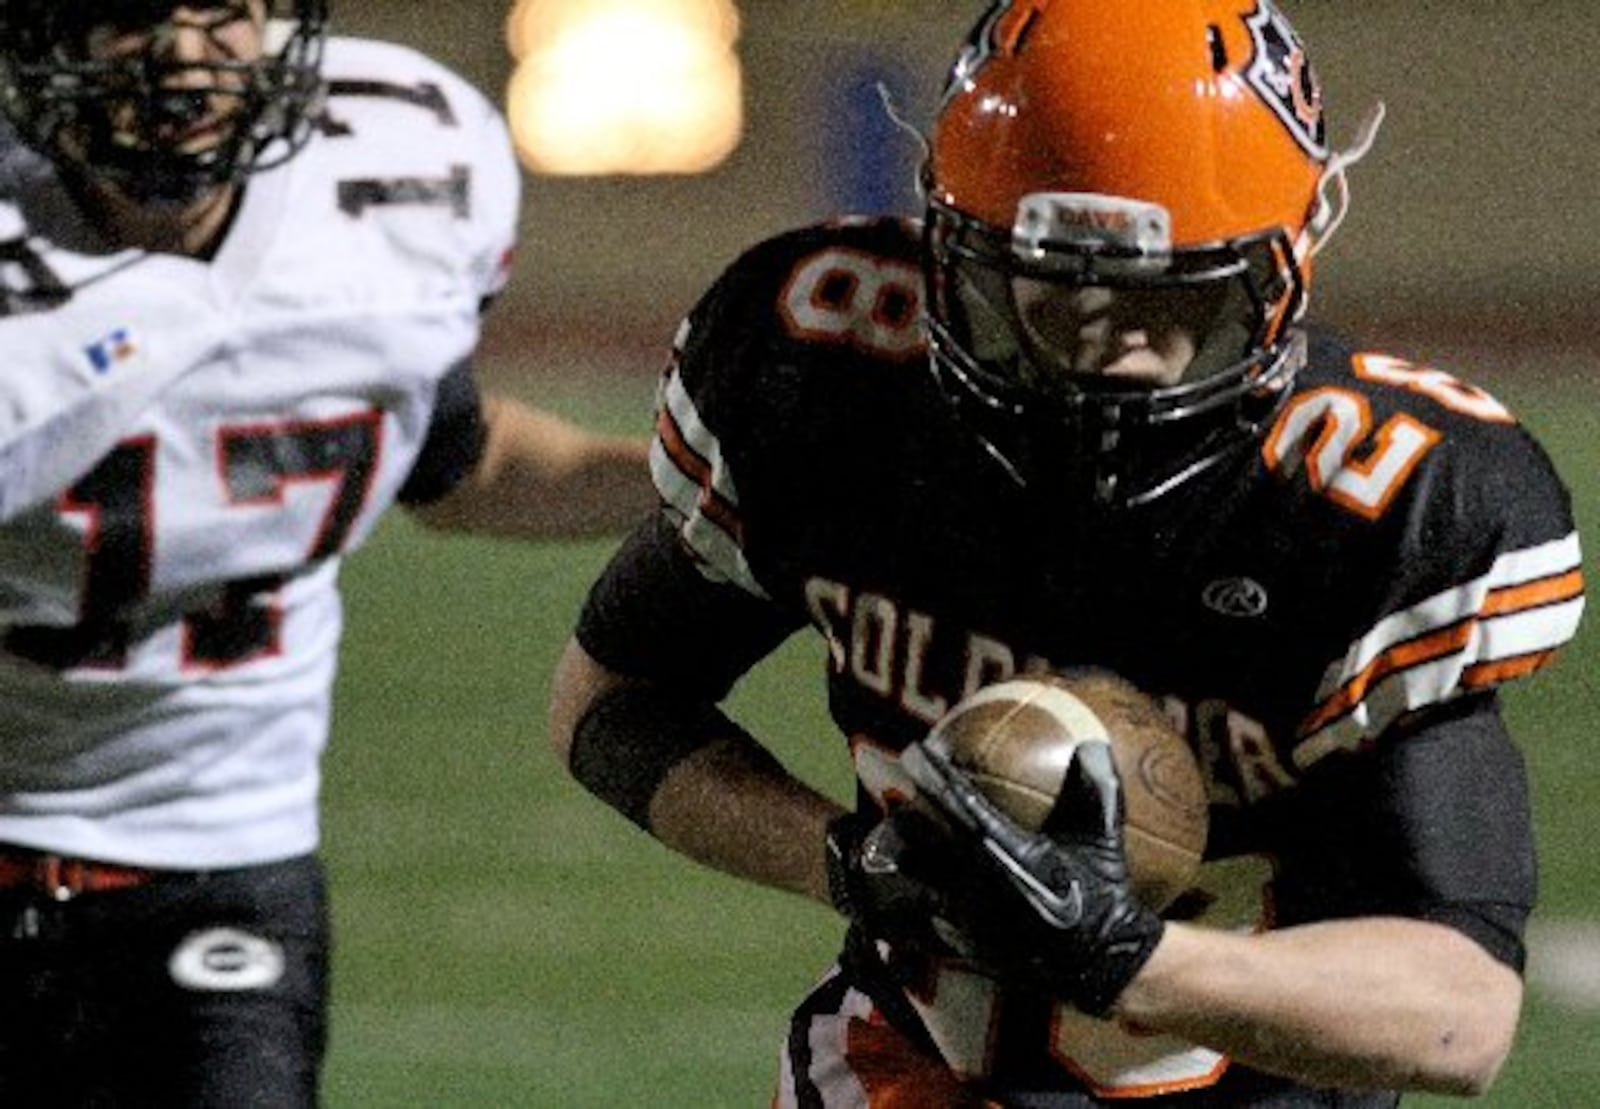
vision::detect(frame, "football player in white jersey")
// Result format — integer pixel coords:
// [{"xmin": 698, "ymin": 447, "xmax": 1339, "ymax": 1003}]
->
[{"xmin": 0, "ymin": 2, "xmax": 652, "ymax": 1104}]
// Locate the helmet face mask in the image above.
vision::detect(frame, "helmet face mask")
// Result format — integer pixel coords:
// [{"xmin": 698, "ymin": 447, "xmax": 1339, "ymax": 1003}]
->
[
  {"xmin": 925, "ymin": 193, "xmax": 1308, "ymax": 508},
  {"xmin": 923, "ymin": 0, "xmax": 1333, "ymax": 508},
  {"xmin": 0, "ymin": 0, "xmax": 329, "ymax": 203},
  {"xmin": 929, "ymin": 196, "xmax": 1290, "ymax": 398}
]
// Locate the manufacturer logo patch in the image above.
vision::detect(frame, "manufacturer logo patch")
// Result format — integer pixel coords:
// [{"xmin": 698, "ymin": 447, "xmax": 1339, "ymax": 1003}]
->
[
  {"xmin": 1203, "ymin": 577, "xmax": 1270, "ymax": 619},
  {"xmin": 84, "ymin": 327, "xmax": 138, "ymax": 375},
  {"xmin": 1244, "ymin": 0, "xmax": 1327, "ymax": 157}
]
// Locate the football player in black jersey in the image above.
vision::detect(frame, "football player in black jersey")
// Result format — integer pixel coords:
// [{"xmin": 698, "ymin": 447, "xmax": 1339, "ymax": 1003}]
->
[{"xmin": 549, "ymin": 1, "xmax": 1585, "ymax": 1105}]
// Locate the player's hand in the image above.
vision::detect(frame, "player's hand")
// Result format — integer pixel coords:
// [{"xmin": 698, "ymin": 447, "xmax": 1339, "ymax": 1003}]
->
[
  {"xmin": 900, "ymin": 736, "xmax": 1165, "ymax": 1017},
  {"xmin": 824, "ymin": 808, "xmax": 962, "ymax": 956}
]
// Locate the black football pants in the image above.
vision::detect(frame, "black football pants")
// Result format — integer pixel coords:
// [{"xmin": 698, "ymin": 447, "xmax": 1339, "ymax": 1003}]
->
[{"xmin": 0, "ymin": 854, "xmax": 329, "ymax": 1108}]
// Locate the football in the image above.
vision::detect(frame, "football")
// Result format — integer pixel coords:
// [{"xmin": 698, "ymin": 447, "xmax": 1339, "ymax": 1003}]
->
[{"xmin": 921, "ymin": 670, "xmax": 1208, "ymax": 912}]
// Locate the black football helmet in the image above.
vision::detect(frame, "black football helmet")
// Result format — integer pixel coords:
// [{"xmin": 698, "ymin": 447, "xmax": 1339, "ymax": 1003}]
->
[
  {"xmin": 922, "ymin": 0, "xmax": 1372, "ymax": 508},
  {"xmin": 0, "ymin": 1, "xmax": 328, "ymax": 202}
]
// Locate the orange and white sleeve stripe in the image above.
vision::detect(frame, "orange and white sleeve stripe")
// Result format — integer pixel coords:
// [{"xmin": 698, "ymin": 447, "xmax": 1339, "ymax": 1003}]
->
[
  {"xmin": 649, "ymin": 338, "xmax": 769, "ymax": 600},
  {"xmin": 1293, "ymin": 532, "xmax": 1584, "ymax": 769}
]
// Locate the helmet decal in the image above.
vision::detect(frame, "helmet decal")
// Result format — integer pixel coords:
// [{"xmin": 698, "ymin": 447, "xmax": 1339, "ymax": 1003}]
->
[
  {"xmin": 940, "ymin": 0, "xmax": 1037, "ymax": 110},
  {"xmin": 1244, "ymin": 0, "xmax": 1328, "ymax": 159}
]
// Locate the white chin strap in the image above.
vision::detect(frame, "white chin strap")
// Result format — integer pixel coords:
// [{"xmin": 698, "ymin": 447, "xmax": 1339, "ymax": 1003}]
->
[
  {"xmin": 1307, "ymin": 100, "xmax": 1387, "ymax": 259},
  {"xmin": 876, "ymin": 81, "xmax": 932, "ymax": 201}
]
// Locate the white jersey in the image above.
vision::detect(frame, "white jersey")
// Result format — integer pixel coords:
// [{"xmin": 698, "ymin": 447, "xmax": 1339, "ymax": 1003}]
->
[{"xmin": 0, "ymin": 37, "xmax": 519, "ymax": 869}]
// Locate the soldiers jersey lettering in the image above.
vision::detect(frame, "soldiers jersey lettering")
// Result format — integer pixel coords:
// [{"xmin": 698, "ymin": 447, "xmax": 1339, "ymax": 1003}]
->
[
  {"xmin": 644, "ymin": 219, "xmax": 1579, "ymax": 753},
  {"xmin": 0, "ymin": 37, "xmax": 518, "ymax": 870}
]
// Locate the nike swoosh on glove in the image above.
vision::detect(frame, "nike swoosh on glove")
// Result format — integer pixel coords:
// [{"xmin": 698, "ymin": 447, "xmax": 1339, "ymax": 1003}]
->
[{"xmin": 899, "ymin": 734, "xmax": 1165, "ymax": 1017}]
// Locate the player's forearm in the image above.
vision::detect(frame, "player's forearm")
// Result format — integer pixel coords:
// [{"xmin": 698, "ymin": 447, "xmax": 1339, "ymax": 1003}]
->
[
  {"xmin": 550, "ymin": 640, "xmax": 843, "ymax": 904},
  {"xmin": 647, "ymin": 738, "xmax": 844, "ymax": 905},
  {"xmin": 1113, "ymin": 916, "xmax": 1522, "ymax": 1095},
  {"xmin": 413, "ymin": 395, "xmax": 653, "ymax": 539}
]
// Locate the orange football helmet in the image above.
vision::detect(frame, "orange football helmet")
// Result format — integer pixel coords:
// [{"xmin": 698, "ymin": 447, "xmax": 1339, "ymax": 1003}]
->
[{"xmin": 923, "ymin": 0, "xmax": 1359, "ymax": 506}]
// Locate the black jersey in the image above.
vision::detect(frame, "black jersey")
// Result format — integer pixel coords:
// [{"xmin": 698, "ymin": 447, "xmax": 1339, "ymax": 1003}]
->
[{"xmin": 577, "ymin": 217, "xmax": 1584, "ymax": 1101}]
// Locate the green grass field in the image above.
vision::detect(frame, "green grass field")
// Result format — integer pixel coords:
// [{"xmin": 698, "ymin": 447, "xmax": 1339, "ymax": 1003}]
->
[{"xmin": 319, "ymin": 356, "xmax": 1598, "ymax": 1106}]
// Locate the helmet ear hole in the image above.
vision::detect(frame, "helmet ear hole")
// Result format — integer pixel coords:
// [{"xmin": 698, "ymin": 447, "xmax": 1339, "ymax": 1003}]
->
[
  {"xmin": 1206, "ymin": 25, "xmax": 1229, "ymax": 71},
  {"xmin": 1247, "ymin": 243, "xmax": 1290, "ymax": 315}
]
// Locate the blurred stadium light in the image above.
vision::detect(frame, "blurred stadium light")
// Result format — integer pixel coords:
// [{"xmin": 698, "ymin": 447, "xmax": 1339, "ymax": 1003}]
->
[{"xmin": 504, "ymin": 0, "xmax": 743, "ymax": 175}]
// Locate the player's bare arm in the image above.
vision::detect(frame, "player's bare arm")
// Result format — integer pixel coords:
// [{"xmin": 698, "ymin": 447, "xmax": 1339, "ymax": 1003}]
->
[
  {"xmin": 550, "ymin": 638, "xmax": 841, "ymax": 904},
  {"xmin": 409, "ymin": 395, "xmax": 653, "ymax": 540},
  {"xmin": 1121, "ymin": 916, "xmax": 1521, "ymax": 1096}
]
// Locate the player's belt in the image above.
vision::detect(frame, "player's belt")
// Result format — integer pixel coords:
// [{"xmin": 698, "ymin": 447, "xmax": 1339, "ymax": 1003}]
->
[{"xmin": 0, "ymin": 848, "xmax": 156, "ymax": 900}]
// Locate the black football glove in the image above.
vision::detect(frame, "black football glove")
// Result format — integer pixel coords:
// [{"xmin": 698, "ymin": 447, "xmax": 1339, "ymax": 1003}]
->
[
  {"xmin": 899, "ymin": 734, "xmax": 1165, "ymax": 1017},
  {"xmin": 824, "ymin": 808, "xmax": 964, "ymax": 956}
]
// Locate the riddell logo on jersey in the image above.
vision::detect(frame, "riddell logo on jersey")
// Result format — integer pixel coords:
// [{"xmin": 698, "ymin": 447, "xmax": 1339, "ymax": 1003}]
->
[{"xmin": 1202, "ymin": 577, "xmax": 1270, "ymax": 618}]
